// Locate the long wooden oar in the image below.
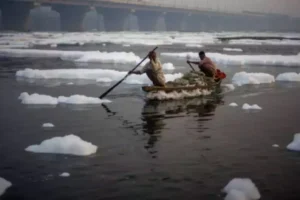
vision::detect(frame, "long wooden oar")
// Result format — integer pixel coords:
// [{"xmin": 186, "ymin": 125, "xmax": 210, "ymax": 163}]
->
[
  {"xmin": 187, "ymin": 62, "xmax": 196, "ymax": 71},
  {"xmin": 99, "ymin": 46, "xmax": 158, "ymax": 99}
]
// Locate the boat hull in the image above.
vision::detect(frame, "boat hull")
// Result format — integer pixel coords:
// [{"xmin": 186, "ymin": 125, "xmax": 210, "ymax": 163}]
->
[
  {"xmin": 142, "ymin": 85, "xmax": 210, "ymax": 93},
  {"xmin": 142, "ymin": 80, "xmax": 222, "ymax": 93}
]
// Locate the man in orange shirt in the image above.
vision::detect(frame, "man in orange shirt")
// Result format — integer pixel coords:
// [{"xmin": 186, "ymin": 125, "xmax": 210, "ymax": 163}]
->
[{"xmin": 187, "ymin": 51, "xmax": 217, "ymax": 78}]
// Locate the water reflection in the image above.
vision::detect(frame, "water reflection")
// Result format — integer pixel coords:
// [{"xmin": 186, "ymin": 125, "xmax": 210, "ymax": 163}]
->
[
  {"xmin": 101, "ymin": 95, "xmax": 223, "ymax": 157},
  {"xmin": 141, "ymin": 110, "xmax": 166, "ymax": 153},
  {"xmin": 141, "ymin": 95, "xmax": 224, "ymax": 155},
  {"xmin": 142, "ymin": 95, "xmax": 224, "ymax": 117}
]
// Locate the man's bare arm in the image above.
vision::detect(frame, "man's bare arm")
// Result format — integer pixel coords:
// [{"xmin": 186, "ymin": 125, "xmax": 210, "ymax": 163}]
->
[
  {"xmin": 131, "ymin": 71, "xmax": 141, "ymax": 75},
  {"xmin": 187, "ymin": 61, "xmax": 199, "ymax": 65}
]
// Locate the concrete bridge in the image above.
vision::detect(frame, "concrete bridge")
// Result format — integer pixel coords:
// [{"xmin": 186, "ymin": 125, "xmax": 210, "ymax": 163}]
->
[{"xmin": 0, "ymin": 0, "xmax": 299, "ymax": 32}]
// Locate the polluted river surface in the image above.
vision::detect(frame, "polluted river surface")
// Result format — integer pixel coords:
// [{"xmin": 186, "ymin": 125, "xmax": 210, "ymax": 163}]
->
[{"xmin": 0, "ymin": 31, "xmax": 300, "ymax": 200}]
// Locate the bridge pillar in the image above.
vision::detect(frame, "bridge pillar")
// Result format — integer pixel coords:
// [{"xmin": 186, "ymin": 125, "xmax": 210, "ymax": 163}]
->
[
  {"xmin": 97, "ymin": 14, "xmax": 105, "ymax": 31},
  {"xmin": 220, "ymin": 15, "xmax": 234, "ymax": 31},
  {"xmin": 123, "ymin": 9, "xmax": 139, "ymax": 31},
  {"xmin": 184, "ymin": 14, "xmax": 207, "ymax": 32},
  {"xmin": 196, "ymin": 14, "xmax": 222, "ymax": 32},
  {"xmin": 291, "ymin": 18, "xmax": 300, "ymax": 32},
  {"xmin": 136, "ymin": 10, "xmax": 161, "ymax": 31},
  {"xmin": 207, "ymin": 15, "xmax": 223, "ymax": 32},
  {"xmin": 97, "ymin": 7, "xmax": 129, "ymax": 31},
  {"xmin": 165, "ymin": 12, "xmax": 186, "ymax": 31},
  {"xmin": 0, "ymin": 10, "xmax": 2, "ymax": 30},
  {"xmin": 0, "ymin": 1, "xmax": 33, "ymax": 31},
  {"xmin": 52, "ymin": 5, "xmax": 89, "ymax": 32},
  {"xmin": 246, "ymin": 16, "xmax": 263, "ymax": 31}
]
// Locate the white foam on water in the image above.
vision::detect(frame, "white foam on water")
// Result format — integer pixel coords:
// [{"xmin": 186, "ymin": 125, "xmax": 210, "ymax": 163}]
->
[
  {"xmin": 223, "ymin": 84, "xmax": 235, "ymax": 91},
  {"xmin": 96, "ymin": 78, "xmax": 112, "ymax": 83},
  {"xmin": 16, "ymin": 68, "xmax": 183, "ymax": 85},
  {"xmin": 0, "ymin": 49, "xmax": 141, "ymax": 64},
  {"xmin": 242, "ymin": 103, "xmax": 262, "ymax": 110},
  {"xmin": 32, "ymin": 32, "xmax": 52, "ymax": 38},
  {"xmin": 66, "ymin": 82, "xmax": 74, "ymax": 85},
  {"xmin": 42, "ymin": 123, "xmax": 55, "ymax": 128},
  {"xmin": 185, "ymin": 44, "xmax": 204, "ymax": 48},
  {"xmin": 272, "ymin": 144, "xmax": 279, "ymax": 148},
  {"xmin": 241, "ymin": 92, "xmax": 263, "ymax": 98},
  {"xmin": 0, "ymin": 177, "xmax": 12, "ymax": 196},
  {"xmin": 146, "ymin": 89, "xmax": 212, "ymax": 100},
  {"xmin": 50, "ymin": 44, "xmax": 57, "ymax": 48},
  {"xmin": 287, "ymin": 133, "xmax": 300, "ymax": 151},
  {"xmin": 25, "ymin": 134, "xmax": 97, "ymax": 156},
  {"xmin": 162, "ymin": 63, "xmax": 175, "ymax": 70},
  {"xmin": 161, "ymin": 52, "xmax": 300, "ymax": 67},
  {"xmin": 224, "ymin": 189, "xmax": 248, "ymax": 200},
  {"xmin": 276, "ymin": 72, "xmax": 300, "ymax": 82},
  {"xmin": 161, "ymin": 52, "xmax": 196, "ymax": 60},
  {"xmin": 122, "ymin": 44, "xmax": 131, "ymax": 47},
  {"xmin": 75, "ymin": 51, "xmax": 140, "ymax": 64},
  {"xmin": 60, "ymin": 172, "xmax": 70, "ymax": 177},
  {"xmin": 223, "ymin": 48, "xmax": 243, "ymax": 52},
  {"xmin": 58, "ymin": 95, "xmax": 110, "ymax": 104},
  {"xmin": 228, "ymin": 39, "xmax": 300, "ymax": 46},
  {"xmin": 229, "ymin": 102, "xmax": 238, "ymax": 107},
  {"xmin": 223, "ymin": 178, "xmax": 261, "ymax": 200},
  {"xmin": 232, "ymin": 72, "xmax": 275, "ymax": 86},
  {"xmin": 18, "ymin": 92, "xmax": 111, "ymax": 105},
  {"xmin": 0, "ymin": 44, "xmax": 31, "ymax": 49},
  {"xmin": 19, "ymin": 92, "xmax": 58, "ymax": 105},
  {"xmin": 0, "ymin": 48, "xmax": 81, "ymax": 60},
  {"xmin": 1, "ymin": 32, "xmax": 300, "ymax": 49}
]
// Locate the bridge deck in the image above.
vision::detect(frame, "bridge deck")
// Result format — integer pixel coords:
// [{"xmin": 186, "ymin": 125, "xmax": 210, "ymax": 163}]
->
[{"xmin": 11, "ymin": 0, "xmax": 242, "ymax": 15}]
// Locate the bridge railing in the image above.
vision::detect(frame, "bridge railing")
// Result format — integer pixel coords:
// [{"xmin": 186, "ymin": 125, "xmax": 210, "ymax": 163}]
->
[
  {"xmin": 102, "ymin": 0, "xmax": 232, "ymax": 13},
  {"xmin": 105, "ymin": 0, "xmax": 206, "ymax": 11},
  {"xmin": 14, "ymin": 0, "xmax": 240, "ymax": 14}
]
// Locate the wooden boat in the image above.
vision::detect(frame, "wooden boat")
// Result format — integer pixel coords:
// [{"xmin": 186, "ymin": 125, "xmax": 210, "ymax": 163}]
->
[
  {"xmin": 142, "ymin": 85, "xmax": 210, "ymax": 93},
  {"xmin": 142, "ymin": 79, "xmax": 222, "ymax": 93},
  {"xmin": 142, "ymin": 69, "xmax": 225, "ymax": 94}
]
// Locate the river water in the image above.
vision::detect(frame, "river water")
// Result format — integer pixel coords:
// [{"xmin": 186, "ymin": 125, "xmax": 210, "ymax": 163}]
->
[{"xmin": 1, "ymin": 31, "xmax": 300, "ymax": 200}]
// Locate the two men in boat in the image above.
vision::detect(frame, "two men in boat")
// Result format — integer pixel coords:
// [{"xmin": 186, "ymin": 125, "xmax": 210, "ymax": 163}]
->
[
  {"xmin": 131, "ymin": 51, "xmax": 166, "ymax": 87},
  {"xmin": 131, "ymin": 50, "xmax": 225, "ymax": 87}
]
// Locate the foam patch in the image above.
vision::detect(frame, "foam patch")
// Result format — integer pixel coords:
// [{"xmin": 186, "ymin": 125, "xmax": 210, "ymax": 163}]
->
[
  {"xmin": 0, "ymin": 177, "xmax": 12, "ymax": 196},
  {"xmin": 276, "ymin": 72, "xmax": 300, "ymax": 82},
  {"xmin": 229, "ymin": 102, "xmax": 238, "ymax": 107},
  {"xmin": 223, "ymin": 178, "xmax": 261, "ymax": 200},
  {"xmin": 0, "ymin": 49, "xmax": 141, "ymax": 64},
  {"xmin": 287, "ymin": 133, "xmax": 300, "ymax": 151},
  {"xmin": 232, "ymin": 72, "xmax": 275, "ymax": 86},
  {"xmin": 18, "ymin": 92, "xmax": 111, "ymax": 105},
  {"xmin": 161, "ymin": 52, "xmax": 300, "ymax": 67},
  {"xmin": 25, "ymin": 134, "xmax": 98, "ymax": 156},
  {"xmin": 223, "ymin": 48, "xmax": 243, "ymax": 52},
  {"xmin": 16, "ymin": 68, "xmax": 183, "ymax": 85},
  {"xmin": 242, "ymin": 103, "xmax": 262, "ymax": 110},
  {"xmin": 42, "ymin": 123, "xmax": 55, "ymax": 128}
]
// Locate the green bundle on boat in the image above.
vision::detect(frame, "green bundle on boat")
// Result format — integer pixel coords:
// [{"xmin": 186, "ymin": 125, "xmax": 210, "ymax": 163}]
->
[
  {"xmin": 143, "ymin": 71, "xmax": 220, "ymax": 93},
  {"xmin": 168, "ymin": 71, "xmax": 209, "ymax": 87}
]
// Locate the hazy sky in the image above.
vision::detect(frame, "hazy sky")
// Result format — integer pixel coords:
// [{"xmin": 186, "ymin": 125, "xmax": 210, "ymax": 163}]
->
[{"xmin": 144, "ymin": 0, "xmax": 300, "ymax": 17}]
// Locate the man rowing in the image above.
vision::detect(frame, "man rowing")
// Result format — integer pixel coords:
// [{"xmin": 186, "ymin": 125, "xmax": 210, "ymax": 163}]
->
[
  {"xmin": 131, "ymin": 51, "xmax": 166, "ymax": 87},
  {"xmin": 187, "ymin": 51, "xmax": 226, "ymax": 82},
  {"xmin": 187, "ymin": 51, "xmax": 217, "ymax": 78}
]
